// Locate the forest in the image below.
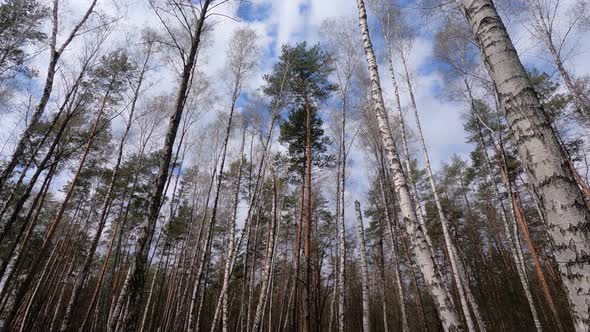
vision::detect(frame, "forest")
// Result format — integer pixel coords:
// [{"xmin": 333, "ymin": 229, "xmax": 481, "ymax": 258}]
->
[{"xmin": 0, "ymin": 0, "xmax": 589, "ymax": 331}]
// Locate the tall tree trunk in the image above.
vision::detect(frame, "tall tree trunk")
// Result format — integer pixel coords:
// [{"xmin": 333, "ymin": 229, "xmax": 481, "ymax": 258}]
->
[
  {"xmin": 467, "ymin": 79, "xmax": 543, "ymax": 330},
  {"xmin": 0, "ymin": 160, "xmax": 56, "ymax": 287},
  {"xmin": 513, "ymin": 190, "xmax": 563, "ymax": 331},
  {"xmin": 59, "ymin": 46, "xmax": 152, "ymax": 332},
  {"xmin": 378, "ymin": 215, "xmax": 390, "ymax": 332},
  {"xmin": 108, "ymin": 2, "xmax": 211, "ymax": 331},
  {"xmin": 0, "ymin": 61, "xmax": 92, "ymax": 247},
  {"xmin": 461, "ymin": 0, "xmax": 590, "ymax": 328},
  {"xmin": 303, "ymin": 99, "xmax": 313, "ymax": 332},
  {"xmin": 336, "ymin": 86, "xmax": 347, "ymax": 332},
  {"xmin": 354, "ymin": 201, "xmax": 371, "ymax": 332},
  {"xmin": 80, "ymin": 197, "xmax": 127, "ymax": 332},
  {"xmin": 378, "ymin": 177, "xmax": 409, "ymax": 332},
  {"xmin": 188, "ymin": 66, "xmax": 239, "ymax": 332},
  {"xmin": 379, "ymin": 15, "xmax": 437, "ymax": 257},
  {"xmin": 354, "ymin": 1, "xmax": 462, "ymax": 330},
  {"xmin": 252, "ymin": 174, "xmax": 278, "ymax": 332},
  {"xmin": 0, "ymin": 0, "xmax": 97, "ymax": 192},
  {"xmin": 399, "ymin": 51, "xmax": 481, "ymax": 331},
  {"xmin": 2, "ymin": 98, "xmax": 105, "ymax": 332},
  {"xmin": 210, "ymin": 124, "xmax": 247, "ymax": 332},
  {"xmin": 292, "ymin": 179, "xmax": 305, "ymax": 332}
]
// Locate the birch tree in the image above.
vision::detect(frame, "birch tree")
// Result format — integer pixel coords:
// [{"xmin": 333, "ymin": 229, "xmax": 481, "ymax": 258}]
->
[
  {"xmin": 206, "ymin": 26, "xmax": 261, "ymax": 332},
  {"xmin": 520, "ymin": 0, "xmax": 590, "ymax": 122},
  {"xmin": 0, "ymin": 0, "xmax": 98, "ymax": 192},
  {"xmin": 107, "ymin": 1, "xmax": 213, "ymax": 330},
  {"xmin": 319, "ymin": 18, "xmax": 362, "ymax": 332},
  {"xmin": 460, "ymin": 0, "xmax": 590, "ymax": 328},
  {"xmin": 354, "ymin": 200, "xmax": 371, "ymax": 332},
  {"xmin": 354, "ymin": 0, "xmax": 462, "ymax": 329}
]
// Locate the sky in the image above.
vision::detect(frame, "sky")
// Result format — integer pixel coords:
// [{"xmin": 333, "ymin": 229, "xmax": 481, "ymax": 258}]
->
[{"xmin": 3, "ymin": 0, "xmax": 590, "ymax": 229}]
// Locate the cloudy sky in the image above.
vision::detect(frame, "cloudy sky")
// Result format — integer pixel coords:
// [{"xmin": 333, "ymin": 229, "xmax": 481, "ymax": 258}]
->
[{"xmin": 5, "ymin": 0, "xmax": 590, "ymax": 224}]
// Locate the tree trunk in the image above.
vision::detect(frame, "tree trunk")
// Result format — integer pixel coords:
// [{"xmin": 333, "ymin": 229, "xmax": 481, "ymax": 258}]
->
[
  {"xmin": 59, "ymin": 46, "xmax": 152, "ymax": 332},
  {"xmin": 303, "ymin": 98, "xmax": 313, "ymax": 332},
  {"xmin": 336, "ymin": 87, "xmax": 347, "ymax": 332},
  {"xmin": 354, "ymin": 201, "xmax": 371, "ymax": 332},
  {"xmin": 0, "ymin": 0, "xmax": 97, "ymax": 192},
  {"xmin": 252, "ymin": 175, "xmax": 278, "ymax": 332},
  {"xmin": 2, "ymin": 98, "xmax": 105, "ymax": 332},
  {"xmin": 188, "ymin": 76, "xmax": 239, "ymax": 332},
  {"xmin": 354, "ymin": 1, "xmax": 462, "ymax": 329},
  {"xmin": 210, "ymin": 124, "xmax": 247, "ymax": 332},
  {"xmin": 108, "ymin": 3, "xmax": 211, "ymax": 331},
  {"xmin": 379, "ymin": 17, "xmax": 437, "ymax": 258},
  {"xmin": 467, "ymin": 79, "xmax": 543, "ymax": 330},
  {"xmin": 461, "ymin": 0, "xmax": 590, "ymax": 328},
  {"xmin": 378, "ymin": 177, "xmax": 409, "ymax": 332},
  {"xmin": 400, "ymin": 51, "xmax": 480, "ymax": 331}
]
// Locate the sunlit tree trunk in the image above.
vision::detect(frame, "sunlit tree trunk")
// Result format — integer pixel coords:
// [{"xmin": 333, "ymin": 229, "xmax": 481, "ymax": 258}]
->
[
  {"xmin": 334, "ymin": 95, "xmax": 347, "ymax": 332},
  {"xmin": 108, "ymin": 2, "xmax": 211, "ymax": 331},
  {"xmin": 354, "ymin": 201, "xmax": 371, "ymax": 332},
  {"xmin": 378, "ymin": 177, "xmax": 409, "ymax": 332},
  {"xmin": 467, "ymin": 79, "xmax": 542, "ymax": 330},
  {"xmin": 378, "ymin": 12, "xmax": 436, "ymax": 256},
  {"xmin": 3, "ymin": 94, "xmax": 106, "ymax": 331},
  {"xmin": 399, "ymin": 50, "xmax": 481, "ymax": 331},
  {"xmin": 0, "ymin": 0, "xmax": 97, "ymax": 192},
  {"xmin": 462, "ymin": 0, "xmax": 590, "ymax": 327},
  {"xmin": 354, "ymin": 1, "xmax": 462, "ymax": 329},
  {"xmin": 210, "ymin": 124, "xmax": 247, "ymax": 332},
  {"xmin": 303, "ymin": 99, "xmax": 313, "ymax": 332},
  {"xmin": 59, "ymin": 44, "xmax": 152, "ymax": 332},
  {"xmin": 252, "ymin": 174, "xmax": 278, "ymax": 332}
]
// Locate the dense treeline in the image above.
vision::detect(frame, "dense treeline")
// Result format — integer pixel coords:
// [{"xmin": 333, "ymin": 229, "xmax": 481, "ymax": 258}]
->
[{"xmin": 0, "ymin": 0, "xmax": 588, "ymax": 331}]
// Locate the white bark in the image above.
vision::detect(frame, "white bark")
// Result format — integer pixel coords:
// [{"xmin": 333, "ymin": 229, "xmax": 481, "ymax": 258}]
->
[
  {"xmin": 110, "ymin": 2, "xmax": 211, "ymax": 331},
  {"xmin": 355, "ymin": 1, "xmax": 462, "ymax": 329},
  {"xmin": 399, "ymin": 50, "xmax": 481, "ymax": 331},
  {"xmin": 337, "ymin": 95, "xmax": 347, "ymax": 332},
  {"xmin": 378, "ymin": 177, "xmax": 409, "ymax": 332},
  {"xmin": 252, "ymin": 175, "xmax": 278, "ymax": 332},
  {"xmin": 378, "ymin": 12, "xmax": 436, "ymax": 256},
  {"xmin": 467, "ymin": 80, "xmax": 541, "ymax": 331},
  {"xmin": 354, "ymin": 201, "xmax": 371, "ymax": 332},
  {"xmin": 461, "ymin": 0, "xmax": 590, "ymax": 328},
  {"xmin": 211, "ymin": 125, "xmax": 247, "ymax": 332}
]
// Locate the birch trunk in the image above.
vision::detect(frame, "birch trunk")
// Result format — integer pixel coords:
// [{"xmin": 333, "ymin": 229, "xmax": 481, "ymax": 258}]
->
[
  {"xmin": 0, "ymin": 0, "xmax": 97, "ymax": 192},
  {"xmin": 139, "ymin": 253, "xmax": 164, "ymax": 332},
  {"xmin": 355, "ymin": 1, "xmax": 462, "ymax": 329},
  {"xmin": 379, "ymin": 15, "xmax": 436, "ymax": 256},
  {"xmin": 2, "ymin": 97, "xmax": 105, "ymax": 332},
  {"xmin": 378, "ymin": 177, "xmax": 409, "ymax": 332},
  {"xmin": 189, "ymin": 74, "xmax": 239, "ymax": 332},
  {"xmin": 461, "ymin": 1, "xmax": 590, "ymax": 328},
  {"xmin": 59, "ymin": 46, "xmax": 152, "ymax": 332},
  {"xmin": 210, "ymin": 125, "xmax": 247, "ymax": 332},
  {"xmin": 108, "ymin": 2, "xmax": 210, "ymax": 331},
  {"xmin": 252, "ymin": 175, "xmax": 278, "ymax": 332},
  {"xmin": 354, "ymin": 201, "xmax": 371, "ymax": 332},
  {"xmin": 467, "ymin": 80, "xmax": 542, "ymax": 330},
  {"xmin": 336, "ymin": 88, "xmax": 347, "ymax": 332},
  {"xmin": 399, "ymin": 50, "xmax": 481, "ymax": 331}
]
